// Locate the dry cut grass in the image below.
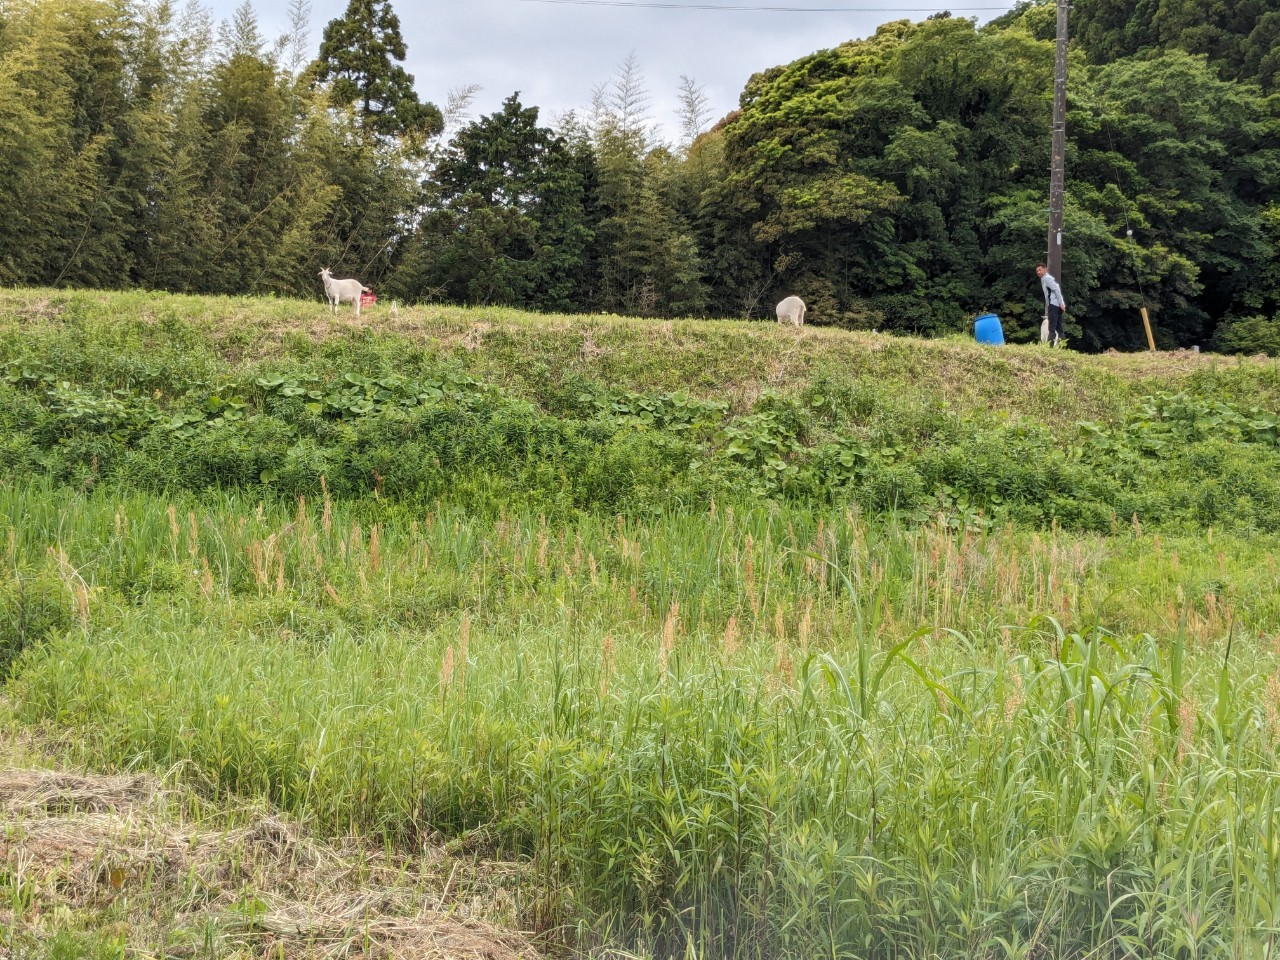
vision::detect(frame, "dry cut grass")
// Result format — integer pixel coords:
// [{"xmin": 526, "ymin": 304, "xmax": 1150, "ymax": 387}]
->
[{"xmin": 0, "ymin": 732, "xmax": 541, "ymax": 960}]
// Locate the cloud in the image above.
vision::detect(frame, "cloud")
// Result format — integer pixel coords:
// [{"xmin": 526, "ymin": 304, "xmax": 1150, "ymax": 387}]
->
[{"xmin": 230, "ymin": 0, "xmax": 1019, "ymax": 141}]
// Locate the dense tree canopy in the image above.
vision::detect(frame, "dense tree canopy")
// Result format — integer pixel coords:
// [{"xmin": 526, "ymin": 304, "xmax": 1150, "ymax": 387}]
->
[
  {"xmin": 1069, "ymin": 0, "xmax": 1280, "ymax": 88},
  {"xmin": 392, "ymin": 94, "xmax": 594, "ymax": 310},
  {"xmin": 0, "ymin": 0, "xmax": 1276, "ymax": 353},
  {"xmin": 309, "ymin": 0, "xmax": 441, "ymax": 141},
  {"xmin": 701, "ymin": 18, "xmax": 1054, "ymax": 332}
]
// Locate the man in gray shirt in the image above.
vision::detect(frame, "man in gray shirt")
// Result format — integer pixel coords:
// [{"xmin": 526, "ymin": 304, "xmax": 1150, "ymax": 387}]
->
[{"xmin": 1037, "ymin": 264, "xmax": 1066, "ymax": 346}]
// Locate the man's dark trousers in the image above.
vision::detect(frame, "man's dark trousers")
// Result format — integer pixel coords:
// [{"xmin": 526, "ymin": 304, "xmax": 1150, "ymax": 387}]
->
[{"xmin": 1048, "ymin": 304, "xmax": 1065, "ymax": 343}]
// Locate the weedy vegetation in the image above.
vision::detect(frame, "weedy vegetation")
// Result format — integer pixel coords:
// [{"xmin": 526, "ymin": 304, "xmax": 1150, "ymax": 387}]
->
[{"xmin": 4, "ymin": 289, "xmax": 1280, "ymax": 958}]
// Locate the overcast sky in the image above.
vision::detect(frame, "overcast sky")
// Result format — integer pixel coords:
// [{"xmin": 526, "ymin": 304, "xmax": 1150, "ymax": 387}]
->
[{"xmin": 215, "ymin": 0, "xmax": 1020, "ymax": 141}]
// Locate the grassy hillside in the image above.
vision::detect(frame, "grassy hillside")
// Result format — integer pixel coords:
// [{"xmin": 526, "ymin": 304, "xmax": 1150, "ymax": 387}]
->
[
  {"xmin": 5, "ymin": 287, "xmax": 1280, "ymax": 531},
  {"xmin": 4, "ymin": 287, "xmax": 1277, "ymax": 422},
  {"xmin": 5, "ymin": 289, "xmax": 1280, "ymax": 959}
]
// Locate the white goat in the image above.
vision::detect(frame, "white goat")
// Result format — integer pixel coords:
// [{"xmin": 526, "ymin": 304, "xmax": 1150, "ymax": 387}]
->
[
  {"xmin": 319, "ymin": 267, "xmax": 371, "ymax": 317},
  {"xmin": 775, "ymin": 295, "xmax": 806, "ymax": 326}
]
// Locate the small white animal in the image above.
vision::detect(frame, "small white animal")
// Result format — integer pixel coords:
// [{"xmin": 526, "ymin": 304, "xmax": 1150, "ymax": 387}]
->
[
  {"xmin": 318, "ymin": 267, "xmax": 370, "ymax": 316},
  {"xmin": 775, "ymin": 295, "xmax": 806, "ymax": 326}
]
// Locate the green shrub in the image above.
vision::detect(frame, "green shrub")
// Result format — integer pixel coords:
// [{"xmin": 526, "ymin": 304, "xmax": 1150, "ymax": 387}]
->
[
  {"xmin": 0, "ymin": 571, "xmax": 72, "ymax": 675},
  {"xmin": 1211, "ymin": 315, "xmax": 1280, "ymax": 357},
  {"xmin": 859, "ymin": 461, "xmax": 927, "ymax": 512}
]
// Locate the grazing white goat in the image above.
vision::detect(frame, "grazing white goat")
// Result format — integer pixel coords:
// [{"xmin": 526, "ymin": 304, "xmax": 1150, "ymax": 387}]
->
[
  {"xmin": 318, "ymin": 267, "xmax": 370, "ymax": 317},
  {"xmin": 775, "ymin": 295, "xmax": 806, "ymax": 326}
]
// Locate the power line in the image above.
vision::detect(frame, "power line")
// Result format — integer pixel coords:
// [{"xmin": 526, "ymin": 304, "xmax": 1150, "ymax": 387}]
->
[
  {"xmin": 1102, "ymin": 122, "xmax": 1153, "ymax": 317},
  {"xmin": 519, "ymin": 0, "xmax": 1011, "ymax": 11}
]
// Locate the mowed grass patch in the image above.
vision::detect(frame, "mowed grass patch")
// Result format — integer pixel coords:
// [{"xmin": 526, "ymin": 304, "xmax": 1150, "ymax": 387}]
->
[{"xmin": 0, "ymin": 714, "xmax": 540, "ymax": 960}]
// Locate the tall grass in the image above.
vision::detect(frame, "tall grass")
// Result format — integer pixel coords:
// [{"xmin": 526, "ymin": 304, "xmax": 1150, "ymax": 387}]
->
[
  {"xmin": 7, "ymin": 482, "xmax": 1280, "ymax": 956},
  {"xmin": 5, "ymin": 481, "xmax": 1278, "ymax": 649}
]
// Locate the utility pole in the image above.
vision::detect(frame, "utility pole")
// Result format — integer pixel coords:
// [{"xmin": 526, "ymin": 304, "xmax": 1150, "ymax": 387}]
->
[{"xmin": 1047, "ymin": 0, "xmax": 1068, "ymax": 284}]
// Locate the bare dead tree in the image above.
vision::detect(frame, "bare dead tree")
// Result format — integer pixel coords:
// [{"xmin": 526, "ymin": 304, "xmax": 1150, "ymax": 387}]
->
[
  {"xmin": 177, "ymin": 0, "xmax": 216, "ymax": 81},
  {"xmin": 441, "ymin": 83, "xmax": 482, "ymax": 139},
  {"xmin": 277, "ymin": 0, "xmax": 312, "ymax": 75},
  {"xmin": 610, "ymin": 53, "xmax": 652, "ymax": 133},
  {"xmin": 677, "ymin": 75, "xmax": 710, "ymax": 154},
  {"xmin": 591, "ymin": 53, "xmax": 655, "ymax": 150}
]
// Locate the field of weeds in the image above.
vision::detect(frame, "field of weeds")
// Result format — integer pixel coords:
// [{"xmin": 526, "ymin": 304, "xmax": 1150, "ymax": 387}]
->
[{"xmin": 5, "ymin": 290, "xmax": 1280, "ymax": 958}]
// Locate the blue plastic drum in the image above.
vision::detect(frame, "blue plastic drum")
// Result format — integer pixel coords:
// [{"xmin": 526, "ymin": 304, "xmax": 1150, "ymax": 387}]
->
[{"xmin": 974, "ymin": 313, "xmax": 1004, "ymax": 346}]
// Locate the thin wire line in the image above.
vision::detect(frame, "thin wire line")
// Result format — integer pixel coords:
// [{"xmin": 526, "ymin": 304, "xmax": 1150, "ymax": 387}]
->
[
  {"xmin": 1103, "ymin": 121, "xmax": 1152, "ymax": 314},
  {"xmin": 519, "ymin": 0, "xmax": 1011, "ymax": 11}
]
